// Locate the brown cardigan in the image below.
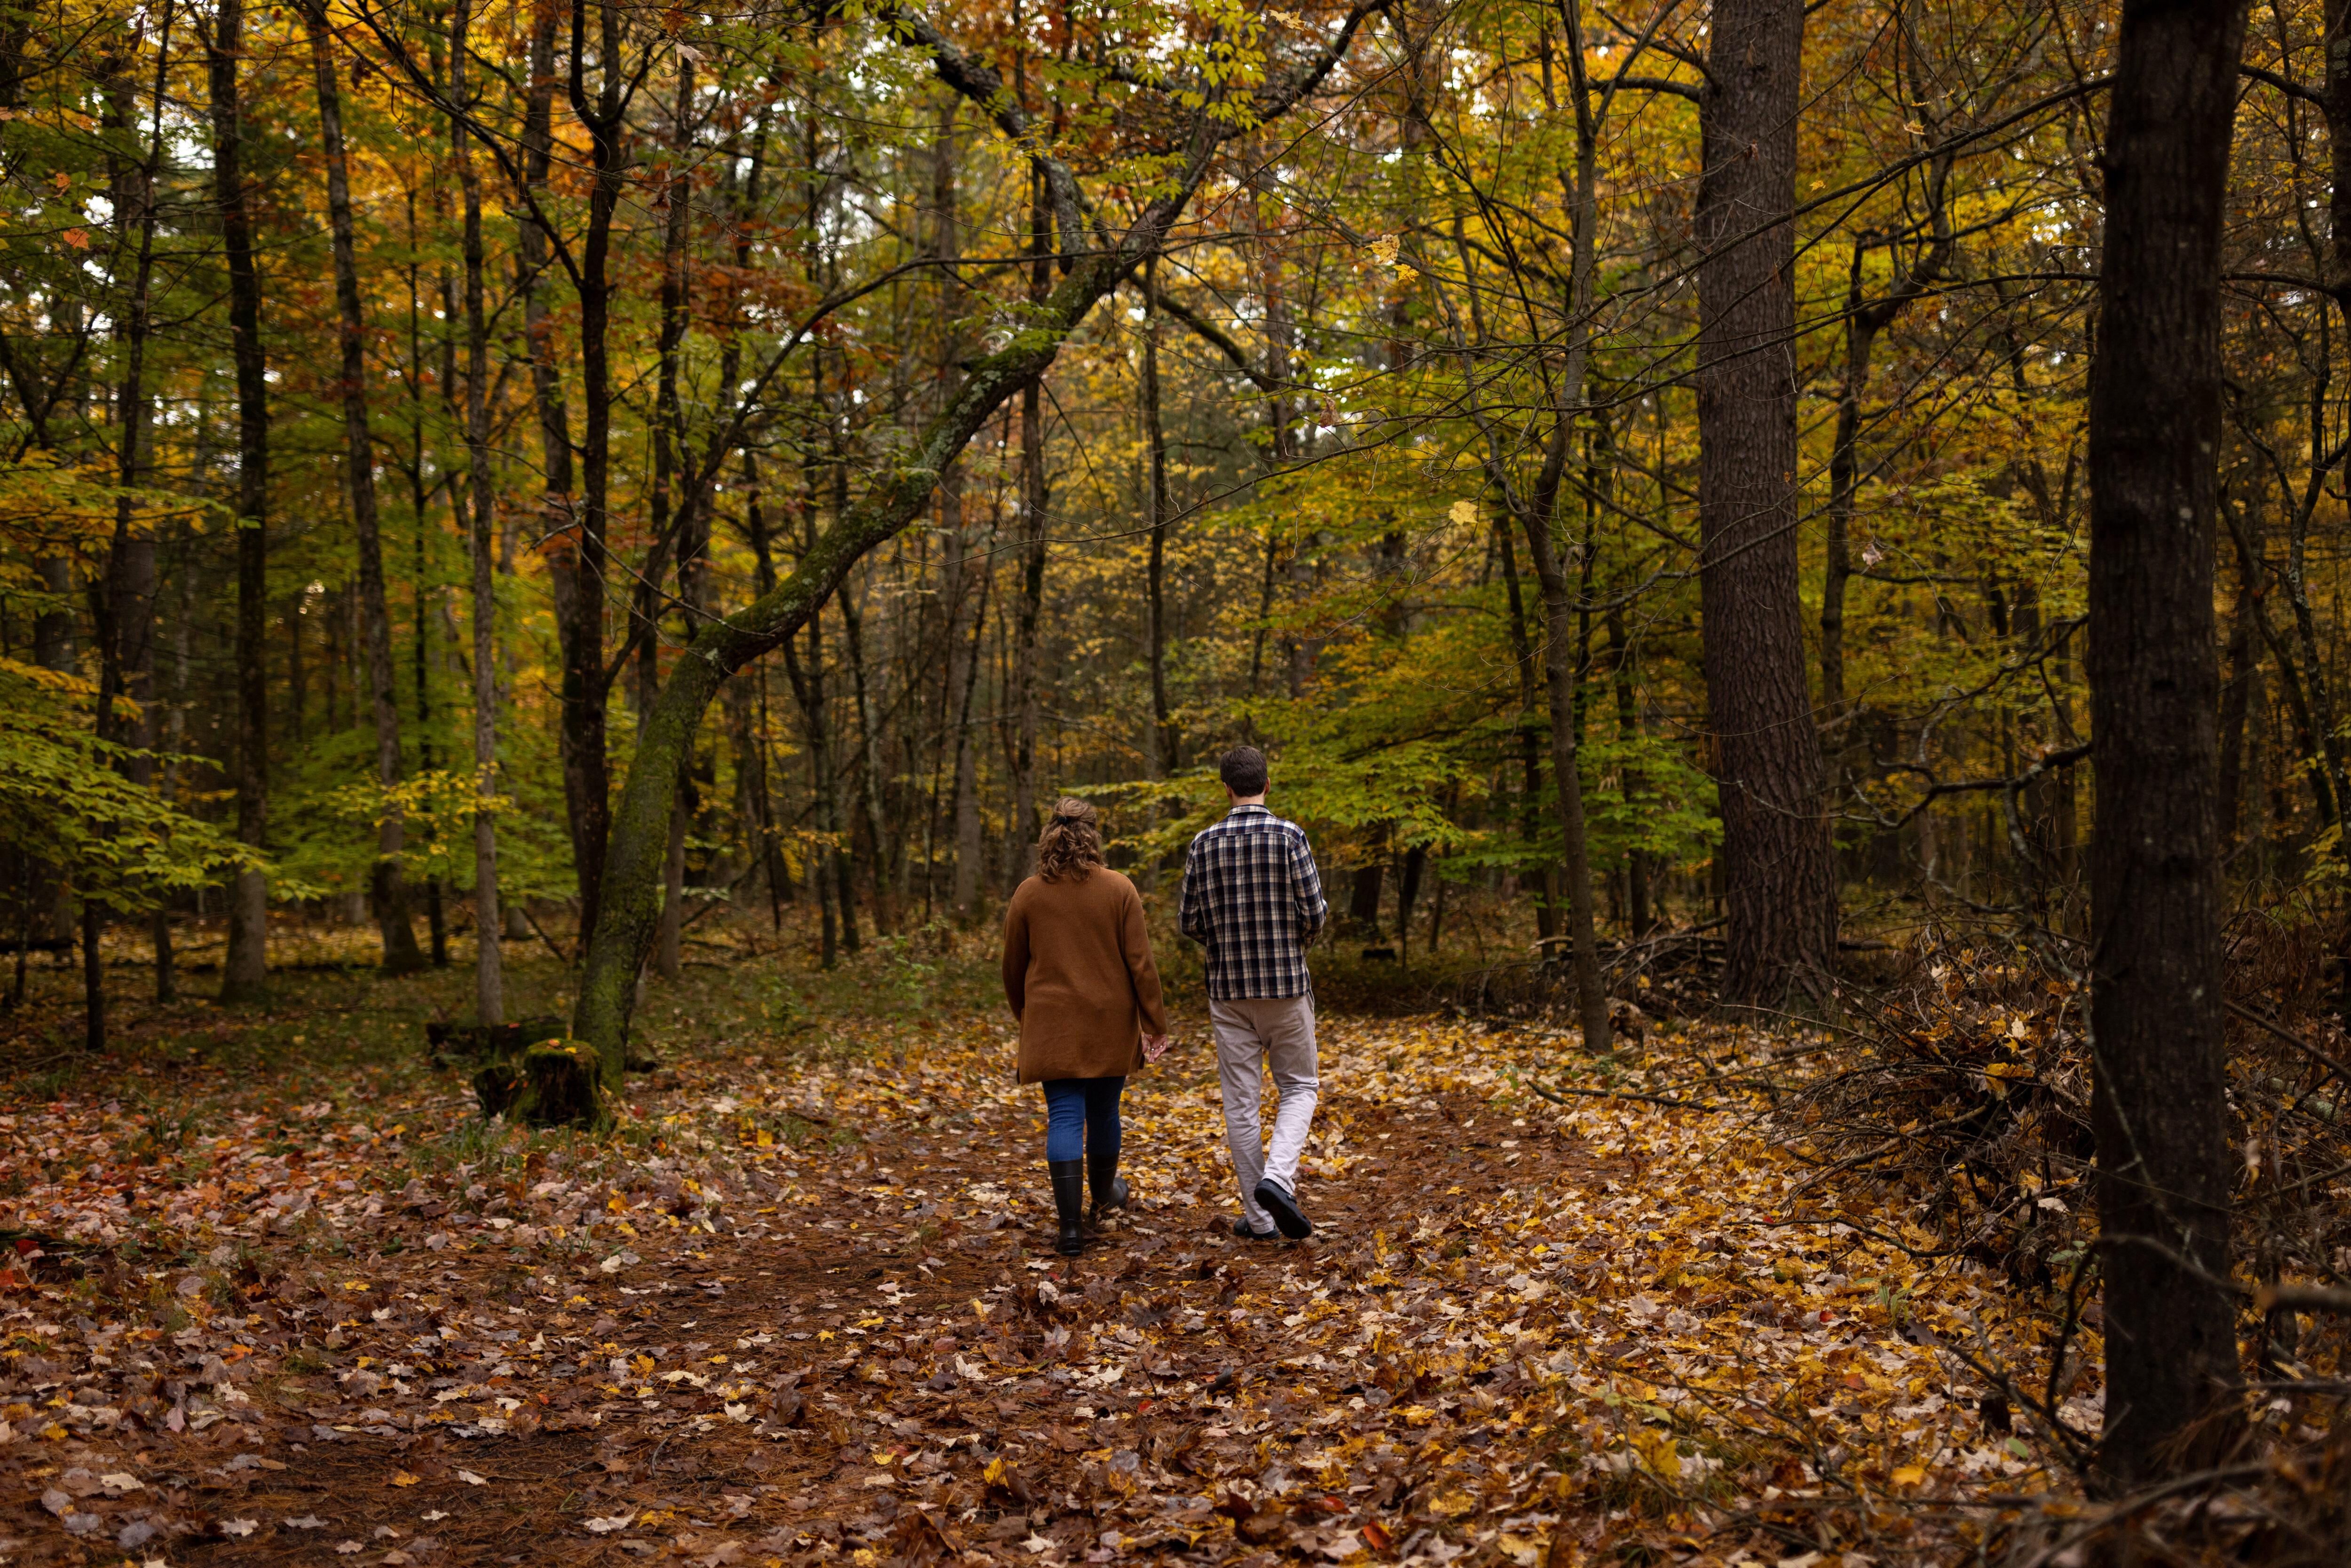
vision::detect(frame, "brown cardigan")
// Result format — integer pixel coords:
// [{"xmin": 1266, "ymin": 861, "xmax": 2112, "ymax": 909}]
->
[{"xmin": 1001, "ymin": 868, "xmax": 1169, "ymax": 1083}]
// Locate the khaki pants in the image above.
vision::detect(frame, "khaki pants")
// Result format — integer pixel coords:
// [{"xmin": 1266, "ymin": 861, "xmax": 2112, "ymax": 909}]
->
[{"xmin": 1208, "ymin": 993, "xmax": 1319, "ymax": 1232}]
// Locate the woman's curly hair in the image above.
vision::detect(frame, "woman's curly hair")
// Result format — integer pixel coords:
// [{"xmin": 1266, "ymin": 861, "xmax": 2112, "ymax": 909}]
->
[{"xmin": 1037, "ymin": 797, "xmax": 1105, "ymax": 883}]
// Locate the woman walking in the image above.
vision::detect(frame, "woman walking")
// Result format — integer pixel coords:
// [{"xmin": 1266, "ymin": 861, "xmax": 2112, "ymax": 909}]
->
[{"xmin": 1002, "ymin": 798, "xmax": 1170, "ymax": 1256}]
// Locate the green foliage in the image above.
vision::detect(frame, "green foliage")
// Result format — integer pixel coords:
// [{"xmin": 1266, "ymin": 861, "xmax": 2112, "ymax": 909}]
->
[{"xmin": 0, "ymin": 660, "xmax": 266, "ymax": 913}]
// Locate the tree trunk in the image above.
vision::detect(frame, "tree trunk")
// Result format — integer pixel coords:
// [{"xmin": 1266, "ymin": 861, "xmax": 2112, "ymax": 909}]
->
[
  {"xmin": 1495, "ymin": 7, "xmax": 1610, "ymax": 1053},
  {"xmin": 1008, "ymin": 166, "xmax": 1052, "ymax": 890},
  {"xmin": 2223, "ymin": 500, "xmax": 2335, "ymax": 824},
  {"xmin": 647, "ymin": 61, "xmax": 697, "ymax": 984},
  {"xmin": 518, "ymin": 0, "xmax": 584, "ymax": 953},
  {"xmin": 305, "ymin": 0, "xmax": 424, "ymax": 976},
  {"xmin": 2217, "ymin": 513, "xmax": 2256, "ymax": 846},
  {"xmin": 92, "ymin": 24, "xmax": 169, "ymax": 1048},
  {"xmin": 1609, "ymin": 604, "xmax": 1654, "ymax": 935},
  {"xmin": 2085, "ymin": 0, "xmax": 2249, "ymax": 1487},
  {"xmin": 210, "ymin": 0, "xmax": 270, "ymax": 1004},
  {"xmin": 782, "ymin": 611, "xmax": 842, "ymax": 969},
  {"xmin": 1142, "ymin": 256, "xmax": 1178, "ymax": 783},
  {"xmin": 1520, "ymin": 497, "xmax": 1610, "ymax": 1052},
  {"xmin": 1696, "ymin": 0, "xmax": 1832, "ymax": 1007},
  {"xmin": 1495, "ymin": 518, "xmax": 1557, "ymax": 941},
  {"xmin": 155, "ymin": 524, "xmax": 193, "ymax": 1002},
  {"xmin": 555, "ymin": 0, "xmax": 627, "ymax": 944},
  {"xmin": 949, "ymin": 524, "xmax": 989, "ymax": 916},
  {"xmin": 837, "ymin": 559, "xmax": 892, "ymax": 929},
  {"xmin": 453, "ymin": 0, "xmax": 500, "ymax": 1022}
]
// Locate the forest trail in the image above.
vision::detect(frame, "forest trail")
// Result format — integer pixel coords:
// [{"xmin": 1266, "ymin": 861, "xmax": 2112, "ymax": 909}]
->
[{"xmin": 1, "ymin": 1006, "xmax": 2071, "ymax": 1567}]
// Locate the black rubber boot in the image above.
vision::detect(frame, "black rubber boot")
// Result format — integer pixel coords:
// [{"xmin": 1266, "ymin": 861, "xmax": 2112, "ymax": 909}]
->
[
  {"xmin": 1088, "ymin": 1151, "xmax": 1129, "ymax": 1224},
  {"xmin": 1049, "ymin": 1159, "xmax": 1087, "ymax": 1257}
]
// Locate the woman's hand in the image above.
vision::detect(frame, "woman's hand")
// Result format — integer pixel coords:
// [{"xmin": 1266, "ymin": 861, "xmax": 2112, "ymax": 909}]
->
[{"xmin": 1143, "ymin": 1033, "xmax": 1170, "ymax": 1063}]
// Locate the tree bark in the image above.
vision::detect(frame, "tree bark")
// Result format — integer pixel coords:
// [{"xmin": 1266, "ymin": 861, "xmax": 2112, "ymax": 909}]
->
[
  {"xmin": 1500, "ymin": 7, "xmax": 1609, "ymax": 1052},
  {"xmin": 1142, "ymin": 255, "xmax": 1177, "ymax": 783},
  {"xmin": 305, "ymin": 0, "xmax": 425, "ymax": 976},
  {"xmin": 2223, "ymin": 500, "xmax": 2334, "ymax": 824},
  {"xmin": 453, "ymin": 0, "xmax": 501, "ymax": 1022},
  {"xmin": 210, "ymin": 0, "xmax": 271, "ymax": 1003},
  {"xmin": 2085, "ymin": 0, "xmax": 2249, "ymax": 1488},
  {"xmin": 1008, "ymin": 165, "xmax": 1052, "ymax": 890},
  {"xmin": 1495, "ymin": 517, "xmax": 1558, "ymax": 942},
  {"xmin": 648, "ymin": 59, "xmax": 696, "ymax": 983},
  {"xmin": 517, "ymin": 0, "xmax": 584, "ymax": 952},
  {"xmin": 1520, "ymin": 494, "xmax": 1610, "ymax": 1051},
  {"xmin": 781, "ymin": 608, "xmax": 842, "ymax": 969},
  {"xmin": 1608, "ymin": 603, "xmax": 1654, "ymax": 935},
  {"xmin": 555, "ymin": 0, "xmax": 628, "ymax": 943},
  {"xmin": 1696, "ymin": 0, "xmax": 1832, "ymax": 1008},
  {"xmin": 91, "ymin": 21, "xmax": 171, "ymax": 1048}
]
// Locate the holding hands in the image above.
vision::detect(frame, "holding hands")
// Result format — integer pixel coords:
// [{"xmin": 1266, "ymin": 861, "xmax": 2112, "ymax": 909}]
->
[{"xmin": 1143, "ymin": 1033, "xmax": 1171, "ymax": 1064}]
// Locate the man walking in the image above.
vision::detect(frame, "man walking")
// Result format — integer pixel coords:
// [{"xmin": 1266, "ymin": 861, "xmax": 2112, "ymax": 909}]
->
[{"xmin": 1179, "ymin": 746, "xmax": 1328, "ymax": 1240}]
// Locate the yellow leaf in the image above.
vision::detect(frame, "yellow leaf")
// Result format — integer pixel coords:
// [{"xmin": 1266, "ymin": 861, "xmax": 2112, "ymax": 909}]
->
[
  {"xmin": 1891, "ymin": 1464, "xmax": 1927, "ymax": 1487},
  {"xmin": 389, "ymin": 1471, "xmax": 420, "ymax": 1487},
  {"xmin": 1448, "ymin": 499, "xmax": 1479, "ymax": 527}
]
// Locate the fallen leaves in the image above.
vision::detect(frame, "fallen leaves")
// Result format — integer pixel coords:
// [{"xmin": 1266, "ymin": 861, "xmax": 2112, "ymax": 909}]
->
[{"xmin": 0, "ymin": 951, "xmax": 2146, "ymax": 1567}]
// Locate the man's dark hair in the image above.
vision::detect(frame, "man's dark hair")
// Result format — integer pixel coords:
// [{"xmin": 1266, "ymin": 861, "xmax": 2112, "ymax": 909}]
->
[{"xmin": 1220, "ymin": 745, "xmax": 1270, "ymax": 797}]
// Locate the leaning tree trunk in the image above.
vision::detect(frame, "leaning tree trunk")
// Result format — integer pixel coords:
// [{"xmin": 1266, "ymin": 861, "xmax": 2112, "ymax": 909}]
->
[
  {"xmin": 1695, "ymin": 0, "xmax": 1833, "ymax": 1008},
  {"xmin": 2085, "ymin": 0, "xmax": 2249, "ymax": 1488},
  {"xmin": 210, "ymin": 0, "xmax": 271, "ymax": 1004},
  {"xmin": 305, "ymin": 0, "xmax": 425, "ymax": 976},
  {"xmin": 566, "ymin": 0, "xmax": 1383, "ymax": 1085},
  {"xmin": 576, "ymin": 240, "xmax": 1184, "ymax": 1082}
]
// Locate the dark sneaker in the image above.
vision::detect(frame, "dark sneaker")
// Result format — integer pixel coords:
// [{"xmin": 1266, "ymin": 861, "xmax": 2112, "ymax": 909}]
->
[
  {"xmin": 1232, "ymin": 1217, "xmax": 1279, "ymax": 1241},
  {"xmin": 1253, "ymin": 1179, "xmax": 1312, "ymax": 1239}
]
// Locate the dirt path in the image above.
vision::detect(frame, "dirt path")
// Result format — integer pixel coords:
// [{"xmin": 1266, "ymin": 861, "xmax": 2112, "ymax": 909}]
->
[
  {"xmin": 3, "ymin": 1012, "xmax": 2055, "ymax": 1567},
  {"xmin": 6, "ymin": 1020, "xmax": 1621, "ymax": 1566}
]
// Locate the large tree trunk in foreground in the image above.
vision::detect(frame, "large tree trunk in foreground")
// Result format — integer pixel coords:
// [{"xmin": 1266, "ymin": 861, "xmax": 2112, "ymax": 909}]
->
[
  {"xmin": 1695, "ymin": 0, "xmax": 1832, "ymax": 1008},
  {"xmin": 306, "ymin": 0, "xmax": 424, "ymax": 976},
  {"xmin": 210, "ymin": 0, "xmax": 271, "ymax": 1003},
  {"xmin": 2086, "ymin": 0, "xmax": 2249, "ymax": 1489}
]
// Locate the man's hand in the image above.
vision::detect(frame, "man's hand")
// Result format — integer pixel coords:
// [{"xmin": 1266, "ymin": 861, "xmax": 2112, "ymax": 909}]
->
[{"xmin": 1143, "ymin": 1033, "xmax": 1171, "ymax": 1063}]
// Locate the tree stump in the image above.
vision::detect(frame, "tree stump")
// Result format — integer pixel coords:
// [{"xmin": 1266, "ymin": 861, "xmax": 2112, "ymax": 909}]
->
[{"xmin": 473, "ymin": 1040, "xmax": 612, "ymax": 1133}]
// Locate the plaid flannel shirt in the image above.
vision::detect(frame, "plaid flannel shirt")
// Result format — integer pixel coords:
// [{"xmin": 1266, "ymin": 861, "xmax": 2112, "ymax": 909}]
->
[{"xmin": 1178, "ymin": 804, "xmax": 1328, "ymax": 1000}]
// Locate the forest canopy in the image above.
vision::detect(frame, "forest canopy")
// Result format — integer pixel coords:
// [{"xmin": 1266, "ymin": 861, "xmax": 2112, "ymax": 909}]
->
[{"xmin": 0, "ymin": 0, "xmax": 2171, "ymax": 995}]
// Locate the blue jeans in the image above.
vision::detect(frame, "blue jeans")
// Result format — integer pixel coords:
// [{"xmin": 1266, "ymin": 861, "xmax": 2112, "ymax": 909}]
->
[{"xmin": 1042, "ymin": 1076, "xmax": 1124, "ymax": 1165}]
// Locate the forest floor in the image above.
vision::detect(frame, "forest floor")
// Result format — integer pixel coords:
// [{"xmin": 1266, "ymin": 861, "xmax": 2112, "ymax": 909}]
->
[{"xmin": 0, "ymin": 917, "xmax": 2105, "ymax": 1568}]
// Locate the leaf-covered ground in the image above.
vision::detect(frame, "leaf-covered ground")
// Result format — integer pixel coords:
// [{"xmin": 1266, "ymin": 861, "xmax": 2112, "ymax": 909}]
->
[{"xmin": 0, "ymin": 941, "xmax": 2101, "ymax": 1567}]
